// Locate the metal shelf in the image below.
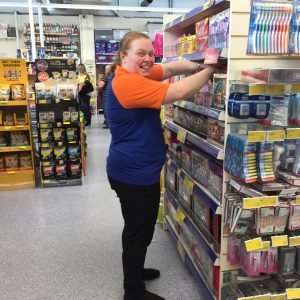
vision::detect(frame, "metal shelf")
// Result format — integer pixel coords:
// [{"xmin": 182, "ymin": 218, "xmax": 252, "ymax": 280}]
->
[
  {"xmin": 166, "ymin": 189, "xmax": 219, "ymax": 261},
  {"xmin": 174, "ymin": 101, "xmax": 225, "ymax": 121},
  {"xmin": 165, "ymin": 215, "xmax": 216, "ymax": 300},
  {"xmin": 42, "ymin": 178, "xmax": 82, "ymax": 188},
  {"xmin": 163, "ymin": 0, "xmax": 230, "ymax": 31},
  {"xmin": 164, "ymin": 120, "xmax": 224, "ymax": 160},
  {"xmin": 166, "ymin": 48, "xmax": 228, "ymax": 63},
  {"xmin": 168, "ymin": 158, "xmax": 221, "ymax": 211}
]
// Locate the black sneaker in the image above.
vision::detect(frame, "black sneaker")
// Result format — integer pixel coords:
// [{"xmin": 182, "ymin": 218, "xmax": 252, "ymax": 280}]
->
[
  {"xmin": 142, "ymin": 268, "xmax": 160, "ymax": 281},
  {"xmin": 143, "ymin": 290, "xmax": 165, "ymax": 300}
]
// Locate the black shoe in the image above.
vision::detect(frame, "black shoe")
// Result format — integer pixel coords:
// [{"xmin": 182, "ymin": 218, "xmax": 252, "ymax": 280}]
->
[
  {"xmin": 143, "ymin": 290, "xmax": 165, "ymax": 300},
  {"xmin": 142, "ymin": 268, "xmax": 160, "ymax": 281},
  {"xmin": 102, "ymin": 125, "xmax": 108, "ymax": 129}
]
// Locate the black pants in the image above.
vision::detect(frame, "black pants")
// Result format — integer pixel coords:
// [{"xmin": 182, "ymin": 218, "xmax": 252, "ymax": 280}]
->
[
  {"xmin": 79, "ymin": 95, "xmax": 91, "ymax": 126},
  {"xmin": 108, "ymin": 177, "xmax": 160, "ymax": 300}
]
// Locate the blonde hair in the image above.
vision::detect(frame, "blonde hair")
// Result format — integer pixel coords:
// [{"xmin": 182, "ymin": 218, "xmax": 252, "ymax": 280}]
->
[
  {"xmin": 115, "ymin": 31, "xmax": 151, "ymax": 66},
  {"xmin": 78, "ymin": 63, "xmax": 86, "ymax": 74}
]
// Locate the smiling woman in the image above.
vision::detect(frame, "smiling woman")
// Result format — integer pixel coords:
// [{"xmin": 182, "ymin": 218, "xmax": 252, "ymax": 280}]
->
[{"xmin": 106, "ymin": 31, "xmax": 219, "ymax": 300}]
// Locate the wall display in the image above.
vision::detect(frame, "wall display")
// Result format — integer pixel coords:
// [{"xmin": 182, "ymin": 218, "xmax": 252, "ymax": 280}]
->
[{"xmin": 163, "ymin": 1, "xmax": 300, "ymax": 300}]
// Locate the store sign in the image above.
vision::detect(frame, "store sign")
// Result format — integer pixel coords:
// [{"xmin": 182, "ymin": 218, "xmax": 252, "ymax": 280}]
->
[
  {"xmin": 0, "ymin": 58, "xmax": 27, "ymax": 84},
  {"xmin": 35, "ymin": 58, "xmax": 77, "ymax": 82}
]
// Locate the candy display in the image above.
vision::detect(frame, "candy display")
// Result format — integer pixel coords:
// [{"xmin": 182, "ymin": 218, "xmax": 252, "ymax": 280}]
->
[
  {"xmin": 212, "ymin": 74, "xmax": 227, "ymax": 110},
  {"xmin": 0, "ymin": 84, "xmax": 10, "ymax": 100},
  {"xmin": 11, "ymin": 84, "xmax": 25, "ymax": 100},
  {"xmin": 19, "ymin": 152, "xmax": 32, "ymax": 170}
]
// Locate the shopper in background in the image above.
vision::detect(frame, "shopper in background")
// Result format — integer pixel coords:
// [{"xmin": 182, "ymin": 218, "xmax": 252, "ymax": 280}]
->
[
  {"xmin": 97, "ymin": 64, "xmax": 116, "ymax": 129},
  {"xmin": 77, "ymin": 63, "xmax": 93, "ymax": 126},
  {"xmin": 106, "ymin": 31, "xmax": 221, "ymax": 300}
]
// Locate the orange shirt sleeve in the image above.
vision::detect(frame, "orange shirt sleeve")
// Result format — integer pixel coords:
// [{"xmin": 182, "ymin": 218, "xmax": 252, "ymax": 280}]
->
[
  {"xmin": 113, "ymin": 72, "xmax": 170, "ymax": 109},
  {"xmin": 148, "ymin": 64, "xmax": 164, "ymax": 81}
]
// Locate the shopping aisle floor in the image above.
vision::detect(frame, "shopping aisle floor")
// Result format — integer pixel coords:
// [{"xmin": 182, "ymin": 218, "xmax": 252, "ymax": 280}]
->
[{"xmin": 0, "ymin": 115, "xmax": 205, "ymax": 300}]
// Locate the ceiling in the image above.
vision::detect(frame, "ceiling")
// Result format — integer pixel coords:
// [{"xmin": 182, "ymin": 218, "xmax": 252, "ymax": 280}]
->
[{"xmin": 0, "ymin": 0, "xmax": 199, "ymax": 19}]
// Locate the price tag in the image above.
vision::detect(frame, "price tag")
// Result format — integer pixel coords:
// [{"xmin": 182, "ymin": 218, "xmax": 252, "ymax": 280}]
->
[
  {"xmin": 63, "ymin": 98, "xmax": 71, "ymax": 101},
  {"xmin": 0, "ymin": 101, "xmax": 9, "ymax": 105},
  {"xmin": 289, "ymin": 236, "xmax": 300, "ymax": 247},
  {"xmin": 7, "ymin": 171, "xmax": 16, "ymax": 175},
  {"xmin": 68, "ymin": 141, "xmax": 76, "ymax": 144},
  {"xmin": 267, "ymin": 84, "xmax": 285, "ymax": 95},
  {"xmin": 204, "ymin": 48, "xmax": 221, "ymax": 64},
  {"xmin": 4, "ymin": 126, "xmax": 12, "ymax": 130},
  {"xmin": 180, "ymin": 101, "xmax": 185, "ymax": 108},
  {"xmin": 249, "ymin": 84, "xmax": 267, "ymax": 95},
  {"xmin": 296, "ymin": 195, "xmax": 300, "ymax": 205},
  {"xmin": 177, "ymin": 169, "xmax": 182, "ymax": 177},
  {"xmin": 183, "ymin": 176, "xmax": 194, "ymax": 195},
  {"xmin": 259, "ymin": 241, "xmax": 271, "ymax": 252},
  {"xmin": 286, "ymin": 288, "xmax": 300, "ymax": 299},
  {"xmin": 248, "ymin": 131, "xmax": 266, "ymax": 143},
  {"xmin": 255, "ymin": 295, "xmax": 271, "ymax": 300},
  {"xmin": 292, "ymin": 84, "xmax": 300, "ymax": 93},
  {"xmin": 175, "ymin": 207, "xmax": 186, "ymax": 225},
  {"xmin": 245, "ymin": 237, "xmax": 263, "ymax": 252},
  {"xmin": 286, "ymin": 128, "xmax": 300, "ymax": 140},
  {"xmin": 267, "ymin": 130, "xmax": 286, "ymax": 142},
  {"xmin": 42, "ymin": 143, "xmax": 50, "ymax": 147},
  {"xmin": 177, "ymin": 240, "xmax": 185, "ymax": 262},
  {"xmin": 272, "ymin": 235, "xmax": 289, "ymax": 247},
  {"xmin": 260, "ymin": 196, "xmax": 278, "ymax": 207},
  {"xmin": 43, "ymin": 161, "xmax": 50, "ymax": 166},
  {"xmin": 63, "ymin": 122, "xmax": 70, "ymax": 125},
  {"xmin": 40, "ymin": 124, "xmax": 49, "ymax": 128},
  {"xmin": 243, "ymin": 197, "xmax": 261, "ymax": 209},
  {"xmin": 270, "ymin": 295, "xmax": 286, "ymax": 300},
  {"xmin": 177, "ymin": 128, "xmax": 187, "ymax": 143},
  {"xmin": 18, "ymin": 146, "xmax": 26, "ymax": 149},
  {"xmin": 167, "ymin": 160, "xmax": 171, "ymax": 166}
]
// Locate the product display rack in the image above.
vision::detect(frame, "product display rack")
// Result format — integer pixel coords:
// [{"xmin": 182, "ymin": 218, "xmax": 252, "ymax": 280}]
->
[
  {"xmin": 35, "ymin": 82, "xmax": 82, "ymax": 188},
  {"xmin": 163, "ymin": 1, "xmax": 300, "ymax": 299}
]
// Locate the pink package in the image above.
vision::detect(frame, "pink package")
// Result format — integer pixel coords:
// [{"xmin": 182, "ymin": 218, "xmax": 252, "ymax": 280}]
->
[
  {"xmin": 194, "ymin": 36, "xmax": 209, "ymax": 53},
  {"xmin": 260, "ymin": 250, "xmax": 269, "ymax": 273},
  {"xmin": 227, "ymin": 235, "xmax": 242, "ymax": 265},
  {"xmin": 195, "ymin": 18, "xmax": 209, "ymax": 37},
  {"xmin": 245, "ymin": 251, "xmax": 261, "ymax": 276},
  {"xmin": 268, "ymin": 247, "xmax": 278, "ymax": 273}
]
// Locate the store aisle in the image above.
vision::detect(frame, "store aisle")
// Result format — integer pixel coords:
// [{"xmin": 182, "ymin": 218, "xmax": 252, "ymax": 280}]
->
[{"xmin": 0, "ymin": 115, "xmax": 204, "ymax": 300}]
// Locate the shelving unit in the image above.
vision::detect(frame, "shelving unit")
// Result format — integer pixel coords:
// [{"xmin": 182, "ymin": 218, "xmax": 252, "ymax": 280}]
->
[
  {"xmin": 163, "ymin": 1, "xmax": 300, "ymax": 299},
  {"xmin": 0, "ymin": 59, "xmax": 35, "ymax": 190}
]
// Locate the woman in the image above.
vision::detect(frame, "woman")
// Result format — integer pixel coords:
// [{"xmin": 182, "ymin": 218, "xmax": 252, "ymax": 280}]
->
[
  {"xmin": 106, "ymin": 31, "xmax": 219, "ymax": 300},
  {"xmin": 77, "ymin": 63, "xmax": 93, "ymax": 126}
]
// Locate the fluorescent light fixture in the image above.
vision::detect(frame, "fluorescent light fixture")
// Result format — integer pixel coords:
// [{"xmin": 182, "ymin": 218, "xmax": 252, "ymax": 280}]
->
[{"xmin": 0, "ymin": 2, "xmax": 189, "ymax": 13}]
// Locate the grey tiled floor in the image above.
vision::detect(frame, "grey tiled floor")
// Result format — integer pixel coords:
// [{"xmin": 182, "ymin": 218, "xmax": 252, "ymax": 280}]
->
[{"xmin": 0, "ymin": 115, "xmax": 204, "ymax": 300}]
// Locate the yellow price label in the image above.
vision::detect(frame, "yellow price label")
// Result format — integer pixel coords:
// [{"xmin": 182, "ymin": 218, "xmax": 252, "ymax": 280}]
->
[
  {"xmin": 0, "ymin": 101, "xmax": 9, "ymax": 104},
  {"xmin": 63, "ymin": 122, "xmax": 71, "ymax": 125},
  {"xmin": 183, "ymin": 176, "xmax": 194, "ymax": 195},
  {"xmin": 43, "ymin": 162, "xmax": 50, "ymax": 166},
  {"xmin": 267, "ymin": 130, "xmax": 286, "ymax": 142},
  {"xmin": 40, "ymin": 124, "xmax": 49, "ymax": 128},
  {"xmin": 248, "ymin": 131, "xmax": 266, "ymax": 143},
  {"xmin": 272, "ymin": 235, "xmax": 289, "ymax": 247},
  {"xmin": 7, "ymin": 171, "xmax": 16, "ymax": 175},
  {"xmin": 243, "ymin": 197, "xmax": 261, "ymax": 209},
  {"xmin": 4, "ymin": 126, "xmax": 12, "ymax": 130},
  {"xmin": 69, "ymin": 141, "xmax": 76, "ymax": 144},
  {"xmin": 175, "ymin": 207, "xmax": 186, "ymax": 225},
  {"xmin": 292, "ymin": 84, "xmax": 300, "ymax": 93},
  {"xmin": 245, "ymin": 237, "xmax": 263, "ymax": 252},
  {"xmin": 249, "ymin": 84, "xmax": 267, "ymax": 95},
  {"xmin": 267, "ymin": 84, "xmax": 285, "ymax": 95},
  {"xmin": 18, "ymin": 146, "xmax": 26, "ymax": 149},
  {"xmin": 259, "ymin": 241, "xmax": 271, "ymax": 252},
  {"xmin": 286, "ymin": 128, "xmax": 300, "ymax": 139},
  {"xmin": 286, "ymin": 288, "xmax": 300, "ymax": 299},
  {"xmin": 180, "ymin": 101, "xmax": 186, "ymax": 108},
  {"xmin": 16, "ymin": 125, "xmax": 24, "ymax": 128},
  {"xmin": 177, "ymin": 240, "xmax": 185, "ymax": 262},
  {"xmin": 255, "ymin": 295, "xmax": 271, "ymax": 300},
  {"xmin": 270, "ymin": 294, "xmax": 286, "ymax": 300},
  {"xmin": 42, "ymin": 143, "xmax": 50, "ymax": 147},
  {"xmin": 260, "ymin": 196, "xmax": 278, "ymax": 207},
  {"xmin": 167, "ymin": 160, "xmax": 171, "ymax": 166},
  {"xmin": 38, "ymin": 99, "xmax": 47, "ymax": 104},
  {"xmin": 63, "ymin": 98, "xmax": 71, "ymax": 101},
  {"xmin": 177, "ymin": 169, "xmax": 182, "ymax": 176},
  {"xmin": 177, "ymin": 128, "xmax": 187, "ymax": 143},
  {"xmin": 296, "ymin": 195, "xmax": 300, "ymax": 205},
  {"xmin": 289, "ymin": 236, "xmax": 300, "ymax": 247}
]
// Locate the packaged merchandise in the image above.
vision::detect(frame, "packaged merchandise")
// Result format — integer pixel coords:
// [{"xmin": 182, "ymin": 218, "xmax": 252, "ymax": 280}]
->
[
  {"xmin": 68, "ymin": 145, "xmax": 80, "ymax": 160},
  {"xmin": 193, "ymin": 36, "xmax": 208, "ymax": 53},
  {"xmin": 35, "ymin": 83, "xmax": 56, "ymax": 101},
  {"xmin": 274, "ymin": 206, "xmax": 290, "ymax": 234},
  {"xmin": 212, "ymin": 74, "xmax": 227, "ymax": 110},
  {"xmin": 0, "ymin": 133, "xmax": 7, "ymax": 147},
  {"xmin": 208, "ymin": 159, "xmax": 223, "ymax": 201},
  {"xmin": 0, "ymin": 155, "xmax": 4, "ymax": 171},
  {"xmin": 39, "ymin": 112, "xmax": 48, "ymax": 124},
  {"xmin": 257, "ymin": 142, "xmax": 276, "ymax": 182},
  {"xmin": 11, "ymin": 84, "xmax": 25, "ymax": 100},
  {"xmin": 66, "ymin": 127, "xmax": 78, "ymax": 141},
  {"xmin": 194, "ymin": 114, "xmax": 207, "ymax": 137},
  {"xmin": 289, "ymin": 2, "xmax": 300, "ymax": 54},
  {"xmin": 195, "ymin": 18, "xmax": 209, "ymax": 37},
  {"xmin": 15, "ymin": 113, "xmax": 28, "ymax": 125},
  {"xmin": 194, "ymin": 80, "xmax": 213, "ymax": 107},
  {"xmin": 278, "ymin": 247, "xmax": 297, "ymax": 276},
  {"xmin": 19, "ymin": 153, "xmax": 32, "ymax": 170},
  {"xmin": 4, "ymin": 113, "xmax": 14, "ymax": 126},
  {"xmin": 0, "ymin": 84, "xmax": 10, "ymax": 100},
  {"xmin": 47, "ymin": 111, "xmax": 55, "ymax": 123},
  {"xmin": 178, "ymin": 175, "xmax": 192, "ymax": 214},
  {"xmin": 256, "ymin": 207, "xmax": 275, "ymax": 234},
  {"xmin": 40, "ymin": 128, "xmax": 53, "ymax": 142},
  {"xmin": 42, "ymin": 164, "xmax": 55, "ymax": 179},
  {"xmin": 40, "ymin": 146, "xmax": 54, "ymax": 161},
  {"xmin": 207, "ymin": 118, "xmax": 225, "ymax": 148},
  {"xmin": 180, "ymin": 144, "xmax": 192, "ymax": 173},
  {"xmin": 289, "ymin": 205, "xmax": 300, "ymax": 231},
  {"xmin": 55, "ymin": 163, "xmax": 67, "ymax": 179},
  {"xmin": 247, "ymin": 1, "xmax": 293, "ymax": 54},
  {"xmin": 53, "ymin": 127, "xmax": 65, "ymax": 142},
  {"xmin": 166, "ymin": 164, "xmax": 176, "ymax": 191},
  {"xmin": 4, "ymin": 154, "xmax": 19, "ymax": 171},
  {"xmin": 57, "ymin": 84, "xmax": 77, "ymax": 99},
  {"xmin": 63, "ymin": 111, "xmax": 71, "ymax": 123},
  {"xmin": 10, "ymin": 131, "xmax": 29, "ymax": 146},
  {"xmin": 70, "ymin": 111, "xmax": 78, "ymax": 123},
  {"xmin": 268, "ymin": 96, "xmax": 289, "ymax": 126},
  {"xmin": 191, "ymin": 149, "xmax": 209, "ymax": 187},
  {"xmin": 68, "ymin": 162, "xmax": 81, "ymax": 177},
  {"xmin": 54, "ymin": 146, "xmax": 67, "ymax": 160}
]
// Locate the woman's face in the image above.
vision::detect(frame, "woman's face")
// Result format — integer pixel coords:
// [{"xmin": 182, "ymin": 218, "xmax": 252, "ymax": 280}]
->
[{"xmin": 121, "ymin": 38, "xmax": 155, "ymax": 77}]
